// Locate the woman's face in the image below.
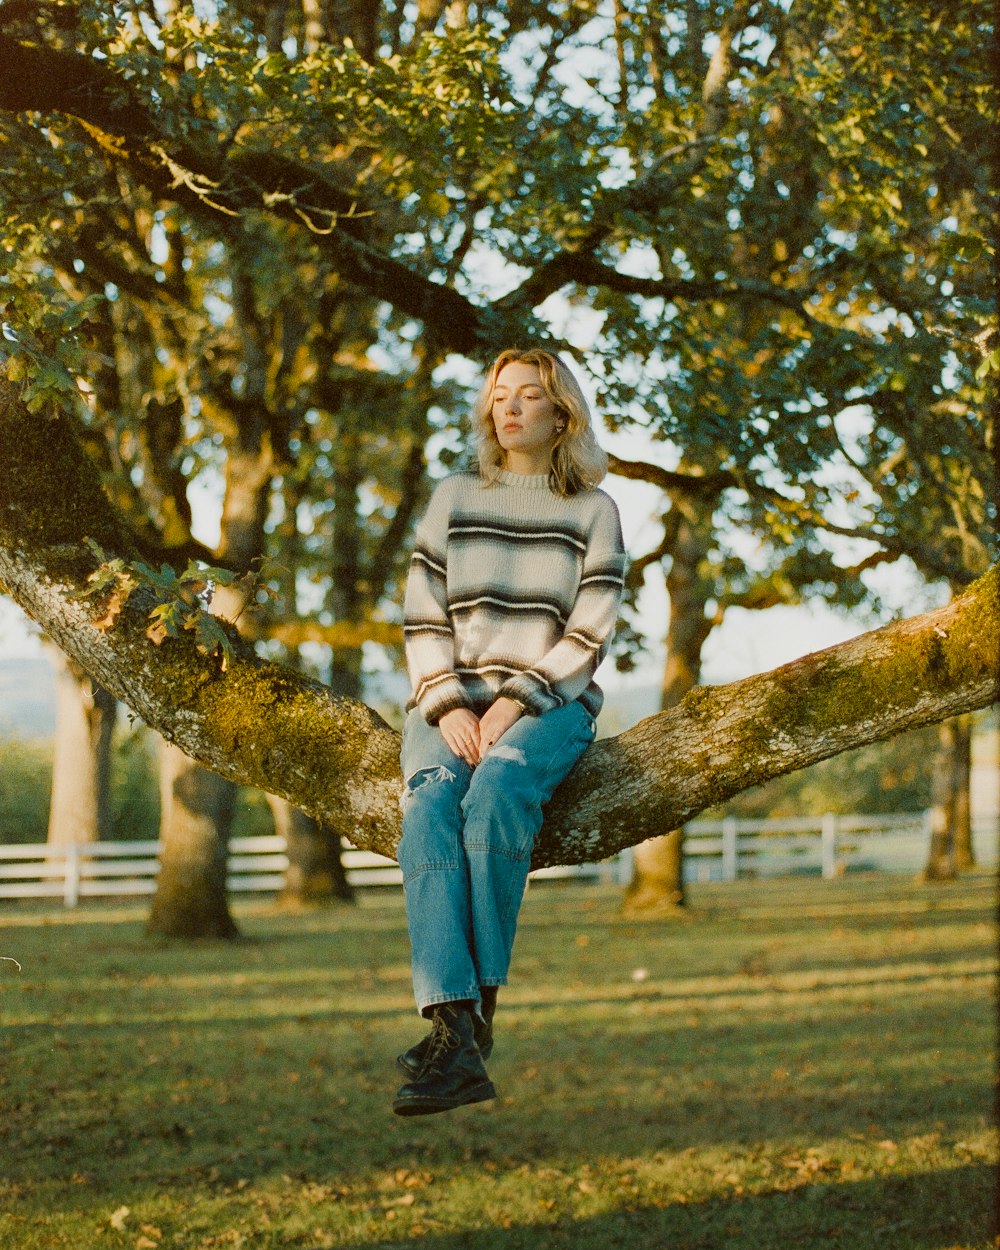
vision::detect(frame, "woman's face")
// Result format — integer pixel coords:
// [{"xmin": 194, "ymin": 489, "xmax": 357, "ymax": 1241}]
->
[{"xmin": 491, "ymin": 362, "xmax": 561, "ymax": 472}]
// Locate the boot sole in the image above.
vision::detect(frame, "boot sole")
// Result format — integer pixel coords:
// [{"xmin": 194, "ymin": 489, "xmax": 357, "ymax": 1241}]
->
[{"xmin": 392, "ymin": 1079, "xmax": 496, "ymax": 1116}]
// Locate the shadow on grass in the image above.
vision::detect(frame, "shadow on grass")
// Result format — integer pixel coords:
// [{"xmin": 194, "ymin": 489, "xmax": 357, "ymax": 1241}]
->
[
  {"xmin": 332, "ymin": 1165, "xmax": 994, "ymax": 1250},
  {"xmin": 2, "ymin": 1000, "xmax": 991, "ymax": 1192}
]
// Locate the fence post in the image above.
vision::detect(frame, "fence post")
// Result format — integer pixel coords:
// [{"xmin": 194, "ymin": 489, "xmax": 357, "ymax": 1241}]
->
[
  {"xmin": 611, "ymin": 845, "xmax": 634, "ymax": 886},
  {"xmin": 821, "ymin": 813, "xmax": 838, "ymax": 879},
  {"xmin": 63, "ymin": 842, "xmax": 80, "ymax": 908},
  {"xmin": 722, "ymin": 818, "xmax": 739, "ymax": 882}
]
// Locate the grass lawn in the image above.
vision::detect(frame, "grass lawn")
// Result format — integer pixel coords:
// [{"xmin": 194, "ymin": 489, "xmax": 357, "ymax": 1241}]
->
[{"xmin": 0, "ymin": 870, "xmax": 995, "ymax": 1249}]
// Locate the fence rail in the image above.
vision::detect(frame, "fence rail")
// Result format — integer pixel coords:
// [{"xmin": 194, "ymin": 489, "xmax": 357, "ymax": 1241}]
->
[{"xmin": 0, "ymin": 812, "xmax": 995, "ymax": 908}]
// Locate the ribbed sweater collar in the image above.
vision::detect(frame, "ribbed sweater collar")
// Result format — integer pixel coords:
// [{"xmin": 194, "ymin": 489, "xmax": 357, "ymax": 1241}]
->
[{"xmin": 496, "ymin": 469, "xmax": 553, "ymax": 491}]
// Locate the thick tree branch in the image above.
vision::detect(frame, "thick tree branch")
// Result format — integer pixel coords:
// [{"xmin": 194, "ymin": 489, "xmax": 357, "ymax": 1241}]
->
[
  {"xmin": 2, "ymin": 375, "xmax": 997, "ymax": 869},
  {"xmin": 608, "ymin": 453, "xmax": 731, "ymax": 498}
]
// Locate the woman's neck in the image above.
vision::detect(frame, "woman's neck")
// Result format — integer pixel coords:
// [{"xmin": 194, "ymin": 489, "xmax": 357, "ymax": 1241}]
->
[{"xmin": 503, "ymin": 450, "xmax": 552, "ymax": 475}]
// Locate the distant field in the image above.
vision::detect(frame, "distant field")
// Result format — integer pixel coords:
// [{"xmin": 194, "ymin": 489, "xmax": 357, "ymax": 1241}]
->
[{"xmin": 0, "ymin": 872, "xmax": 995, "ymax": 1249}]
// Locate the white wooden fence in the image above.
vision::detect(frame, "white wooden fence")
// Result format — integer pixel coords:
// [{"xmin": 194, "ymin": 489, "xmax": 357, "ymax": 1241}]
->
[{"xmin": 1, "ymin": 810, "xmax": 990, "ymax": 909}]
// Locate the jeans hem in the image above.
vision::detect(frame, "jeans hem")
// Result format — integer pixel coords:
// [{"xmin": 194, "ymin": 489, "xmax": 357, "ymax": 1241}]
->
[{"xmin": 416, "ymin": 989, "xmax": 481, "ymax": 1015}]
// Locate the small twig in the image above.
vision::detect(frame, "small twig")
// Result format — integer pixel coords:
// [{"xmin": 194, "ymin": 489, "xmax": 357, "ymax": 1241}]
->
[
  {"xmin": 2, "ymin": 957, "xmax": 22, "ymax": 973},
  {"xmin": 293, "ymin": 201, "xmax": 375, "ymax": 234},
  {"xmin": 151, "ymin": 145, "xmax": 243, "ymax": 217}
]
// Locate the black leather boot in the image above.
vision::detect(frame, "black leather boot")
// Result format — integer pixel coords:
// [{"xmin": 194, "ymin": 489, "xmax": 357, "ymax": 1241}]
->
[
  {"xmin": 396, "ymin": 992, "xmax": 496, "ymax": 1078},
  {"xmin": 392, "ymin": 1003, "xmax": 496, "ymax": 1116}
]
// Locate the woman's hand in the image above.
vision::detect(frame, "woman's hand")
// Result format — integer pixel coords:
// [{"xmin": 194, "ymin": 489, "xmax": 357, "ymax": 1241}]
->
[
  {"xmin": 438, "ymin": 707, "xmax": 481, "ymax": 767},
  {"xmin": 478, "ymin": 697, "xmax": 524, "ymax": 755}
]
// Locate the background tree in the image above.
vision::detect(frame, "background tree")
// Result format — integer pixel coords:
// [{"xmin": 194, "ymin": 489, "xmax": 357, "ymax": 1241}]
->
[
  {"xmin": 44, "ymin": 644, "xmax": 117, "ymax": 850},
  {"xmin": 922, "ymin": 712, "xmax": 976, "ymax": 881}
]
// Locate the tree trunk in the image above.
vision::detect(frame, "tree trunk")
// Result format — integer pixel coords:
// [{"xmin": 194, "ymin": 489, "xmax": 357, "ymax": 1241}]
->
[
  {"xmin": 268, "ymin": 796, "xmax": 355, "ymax": 908},
  {"xmin": 923, "ymin": 718, "xmax": 960, "ymax": 880},
  {"xmin": 45, "ymin": 644, "xmax": 116, "ymax": 848},
  {"xmin": 147, "ymin": 740, "xmax": 239, "ymax": 939},
  {"xmin": 924, "ymin": 714, "xmax": 976, "ymax": 878},
  {"xmin": 623, "ymin": 829, "xmax": 686, "ymax": 915},
  {"xmin": 623, "ymin": 502, "xmax": 714, "ymax": 915},
  {"xmin": 951, "ymin": 714, "xmax": 975, "ymax": 871}
]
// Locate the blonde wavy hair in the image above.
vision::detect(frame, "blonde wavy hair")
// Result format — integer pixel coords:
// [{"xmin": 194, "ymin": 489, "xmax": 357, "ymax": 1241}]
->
[{"xmin": 472, "ymin": 348, "xmax": 608, "ymax": 495}]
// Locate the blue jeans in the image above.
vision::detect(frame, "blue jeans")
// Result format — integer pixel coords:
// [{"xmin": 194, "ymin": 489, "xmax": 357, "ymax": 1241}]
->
[{"xmin": 398, "ymin": 700, "xmax": 596, "ymax": 1016}]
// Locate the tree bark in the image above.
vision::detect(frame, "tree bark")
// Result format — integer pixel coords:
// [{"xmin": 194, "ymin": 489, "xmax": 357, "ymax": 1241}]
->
[
  {"xmin": 45, "ymin": 644, "xmax": 116, "ymax": 847},
  {"xmin": 1, "ymin": 377, "xmax": 998, "ymax": 869}
]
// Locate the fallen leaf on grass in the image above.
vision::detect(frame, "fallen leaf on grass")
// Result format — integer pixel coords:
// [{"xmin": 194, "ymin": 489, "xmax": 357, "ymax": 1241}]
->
[
  {"xmin": 301, "ymin": 1183, "xmax": 337, "ymax": 1203},
  {"xmin": 109, "ymin": 1206, "xmax": 130, "ymax": 1231},
  {"xmin": 396, "ymin": 1169, "xmax": 433, "ymax": 1189}
]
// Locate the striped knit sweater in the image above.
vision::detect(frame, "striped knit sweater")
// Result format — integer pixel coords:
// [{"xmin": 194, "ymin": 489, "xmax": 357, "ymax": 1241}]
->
[{"xmin": 403, "ymin": 469, "xmax": 626, "ymax": 724}]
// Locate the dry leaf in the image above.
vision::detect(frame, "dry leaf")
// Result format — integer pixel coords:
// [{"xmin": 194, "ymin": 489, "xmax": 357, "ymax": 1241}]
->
[
  {"xmin": 93, "ymin": 588, "xmax": 131, "ymax": 632},
  {"xmin": 146, "ymin": 620, "xmax": 170, "ymax": 646},
  {"xmin": 108, "ymin": 1206, "xmax": 130, "ymax": 1231}
]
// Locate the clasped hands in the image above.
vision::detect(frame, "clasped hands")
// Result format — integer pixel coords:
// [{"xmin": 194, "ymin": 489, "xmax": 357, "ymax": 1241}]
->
[{"xmin": 438, "ymin": 697, "xmax": 524, "ymax": 767}]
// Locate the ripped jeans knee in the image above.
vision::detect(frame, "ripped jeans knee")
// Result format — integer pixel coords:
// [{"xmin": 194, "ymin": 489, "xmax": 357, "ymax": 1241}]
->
[
  {"xmin": 398, "ymin": 761, "xmax": 468, "ymax": 881},
  {"xmin": 399, "ymin": 763, "xmax": 458, "ymax": 814}
]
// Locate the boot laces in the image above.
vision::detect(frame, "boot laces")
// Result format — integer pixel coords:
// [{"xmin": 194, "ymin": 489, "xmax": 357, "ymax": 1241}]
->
[{"xmin": 420, "ymin": 1010, "xmax": 462, "ymax": 1073}]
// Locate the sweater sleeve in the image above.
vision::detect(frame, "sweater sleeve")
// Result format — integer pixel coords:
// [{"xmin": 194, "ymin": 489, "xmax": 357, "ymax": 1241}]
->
[
  {"xmin": 403, "ymin": 479, "xmax": 475, "ymax": 724},
  {"xmin": 498, "ymin": 493, "xmax": 626, "ymax": 715}
]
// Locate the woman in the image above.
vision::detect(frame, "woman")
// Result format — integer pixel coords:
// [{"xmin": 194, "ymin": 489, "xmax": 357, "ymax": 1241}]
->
[{"xmin": 393, "ymin": 348, "xmax": 625, "ymax": 1116}]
